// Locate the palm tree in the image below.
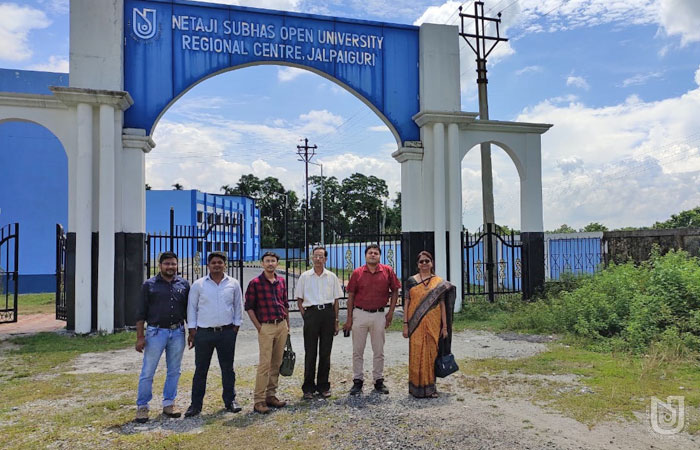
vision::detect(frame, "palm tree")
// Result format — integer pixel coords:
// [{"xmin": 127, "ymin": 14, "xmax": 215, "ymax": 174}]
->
[{"xmin": 172, "ymin": 183, "xmax": 183, "ymax": 190}]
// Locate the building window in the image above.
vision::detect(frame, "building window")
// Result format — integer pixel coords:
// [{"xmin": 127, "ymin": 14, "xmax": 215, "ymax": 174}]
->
[
  {"xmin": 197, "ymin": 211, "xmax": 203, "ymax": 223},
  {"xmin": 206, "ymin": 242, "xmax": 212, "ymax": 252},
  {"xmin": 196, "ymin": 241, "xmax": 202, "ymax": 252}
]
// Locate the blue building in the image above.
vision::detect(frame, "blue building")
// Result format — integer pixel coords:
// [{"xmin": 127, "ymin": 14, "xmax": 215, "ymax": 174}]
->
[
  {"xmin": 146, "ymin": 190, "xmax": 260, "ymax": 262},
  {"xmin": 0, "ymin": 69, "xmax": 69, "ymax": 293}
]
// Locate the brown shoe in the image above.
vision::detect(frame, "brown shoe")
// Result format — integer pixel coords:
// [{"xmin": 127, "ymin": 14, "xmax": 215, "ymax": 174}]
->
[
  {"xmin": 135, "ymin": 406, "xmax": 149, "ymax": 423},
  {"xmin": 254, "ymin": 401, "xmax": 270, "ymax": 414},
  {"xmin": 265, "ymin": 396, "xmax": 287, "ymax": 408},
  {"xmin": 162, "ymin": 405, "xmax": 181, "ymax": 418}
]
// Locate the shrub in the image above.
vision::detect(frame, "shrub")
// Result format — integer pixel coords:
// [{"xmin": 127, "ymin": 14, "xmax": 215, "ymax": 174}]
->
[{"xmin": 507, "ymin": 249, "xmax": 700, "ymax": 353}]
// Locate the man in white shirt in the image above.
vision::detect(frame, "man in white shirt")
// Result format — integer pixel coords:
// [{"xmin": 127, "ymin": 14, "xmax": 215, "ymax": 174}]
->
[
  {"xmin": 295, "ymin": 246, "xmax": 344, "ymax": 399},
  {"xmin": 184, "ymin": 252, "xmax": 243, "ymax": 417}
]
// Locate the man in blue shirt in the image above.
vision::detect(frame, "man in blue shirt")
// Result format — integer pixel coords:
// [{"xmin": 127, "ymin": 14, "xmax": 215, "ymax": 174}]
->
[
  {"xmin": 135, "ymin": 251, "xmax": 190, "ymax": 423},
  {"xmin": 184, "ymin": 252, "xmax": 244, "ymax": 417}
]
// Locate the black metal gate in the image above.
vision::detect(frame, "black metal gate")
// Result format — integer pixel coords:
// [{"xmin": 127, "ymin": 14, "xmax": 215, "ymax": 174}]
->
[
  {"xmin": 283, "ymin": 211, "xmax": 401, "ymax": 311},
  {"xmin": 146, "ymin": 214, "xmax": 244, "ymax": 283},
  {"xmin": 463, "ymin": 224, "xmax": 523, "ymax": 302},
  {"xmin": 55, "ymin": 224, "xmax": 67, "ymax": 321},
  {"xmin": 0, "ymin": 223, "xmax": 19, "ymax": 324}
]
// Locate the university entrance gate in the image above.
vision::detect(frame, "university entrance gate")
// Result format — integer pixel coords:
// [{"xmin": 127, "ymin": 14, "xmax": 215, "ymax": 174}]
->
[{"xmin": 0, "ymin": 0, "xmax": 550, "ymax": 333}]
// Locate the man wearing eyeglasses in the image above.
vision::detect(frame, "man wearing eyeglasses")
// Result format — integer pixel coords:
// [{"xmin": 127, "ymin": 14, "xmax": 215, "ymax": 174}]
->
[{"xmin": 295, "ymin": 246, "xmax": 343, "ymax": 399}]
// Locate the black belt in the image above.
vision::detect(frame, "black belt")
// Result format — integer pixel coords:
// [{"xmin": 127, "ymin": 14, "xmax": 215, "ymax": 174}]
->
[
  {"xmin": 261, "ymin": 318, "xmax": 285, "ymax": 324},
  {"xmin": 153, "ymin": 321, "xmax": 183, "ymax": 329},
  {"xmin": 198, "ymin": 324, "xmax": 235, "ymax": 331},
  {"xmin": 356, "ymin": 306, "xmax": 385, "ymax": 313},
  {"xmin": 306, "ymin": 303, "xmax": 333, "ymax": 310}
]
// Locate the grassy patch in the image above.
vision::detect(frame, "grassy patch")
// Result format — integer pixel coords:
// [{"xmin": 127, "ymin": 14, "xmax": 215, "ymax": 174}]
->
[
  {"xmin": 460, "ymin": 343, "xmax": 700, "ymax": 432},
  {"xmin": 1, "ymin": 331, "xmax": 135, "ymax": 381},
  {"xmin": 17, "ymin": 292, "xmax": 55, "ymax": 315}
]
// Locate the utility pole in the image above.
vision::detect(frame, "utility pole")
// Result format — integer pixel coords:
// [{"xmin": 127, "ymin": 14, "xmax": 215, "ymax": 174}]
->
[
  {"xmin": 309, "ymin": 161, "xmax": 324, "ymax": 246},
  {"xmin": 459, "ymin": 2, "xmax": 508, "ymax": 300},
  {"xmin": 459, "ymin": 1, "xmax": 508, "ymax": 226},
  {"xmin": 297, "ymin": 138, "xmax": 317, "ymax": 260}
]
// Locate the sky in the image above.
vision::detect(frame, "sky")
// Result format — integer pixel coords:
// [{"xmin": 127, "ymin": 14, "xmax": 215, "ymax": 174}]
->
[{"xmin": 2, "ymin": 0, "xmax": 700, "ymax": 231}]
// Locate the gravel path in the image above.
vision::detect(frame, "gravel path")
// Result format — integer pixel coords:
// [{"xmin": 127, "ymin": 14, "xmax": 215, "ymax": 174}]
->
[{"xmin": 70, "ymin": 316, "xmax": 698, "ymax": 450}]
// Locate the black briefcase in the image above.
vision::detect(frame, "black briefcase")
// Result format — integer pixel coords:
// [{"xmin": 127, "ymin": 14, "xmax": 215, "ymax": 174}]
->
[{"xmin": 279, "ymin": 334, "xmax": 295, "ymax": 376}]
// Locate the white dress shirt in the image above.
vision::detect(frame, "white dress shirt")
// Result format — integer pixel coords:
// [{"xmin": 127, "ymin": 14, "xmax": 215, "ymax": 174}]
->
[
  {"xmin": 187, "ymin": 274, "xmax": 243, "ymax": 328},
  {"xmin": 294, "ymin": 268, "xmax": 344, "ymax": 307}
]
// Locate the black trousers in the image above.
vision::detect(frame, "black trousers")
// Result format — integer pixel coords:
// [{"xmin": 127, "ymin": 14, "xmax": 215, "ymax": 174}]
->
[
  {"xmin": 302, "ymin": 306, "xmax": 335, "ymax": 393},
  {"xmin": 191, "ymin": 327, "xmax": 237, "ymax": 408}
]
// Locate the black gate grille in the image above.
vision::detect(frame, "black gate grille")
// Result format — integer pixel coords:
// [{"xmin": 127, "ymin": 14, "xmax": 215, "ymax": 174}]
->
[
  {"xmin": 0, "ymin": 223, "xmax": 19, "ymax": 324},
  {"xmin": 146, "ymin": 219, "xmax": 244, "ymax": 283},
  {"xmin": 463, "ymin": 224, "xmax": 523, "ymax": 301},
  {"xmin": 55, "ymin": 224, "xmax": 67, "ymax": 321}
]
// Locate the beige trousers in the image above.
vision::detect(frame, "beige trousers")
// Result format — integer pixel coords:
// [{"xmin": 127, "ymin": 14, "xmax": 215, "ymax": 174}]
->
[
  {"xmin": 254, "ymin": 321, "xmax": 288, "ymax": 403},
  {"xmin": 351, "ymin": 308, "xmax": 386, "ymax": 382}
]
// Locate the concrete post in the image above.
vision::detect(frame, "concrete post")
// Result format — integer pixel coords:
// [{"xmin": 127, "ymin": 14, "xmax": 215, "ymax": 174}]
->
[
  {"xmin": 433, "ymin": 122, "xmax": 447, "ymax": 278},
  {"xmin": 75, "ymin": 102, "xmax": 93, "ymax": 334},
  {"xmin": 98, "ymin": 104, "xmax": 115, "ymax": 332},
  {"xmin": 447, "ymin": 122, "xmax": 463, "ymax": 310}
]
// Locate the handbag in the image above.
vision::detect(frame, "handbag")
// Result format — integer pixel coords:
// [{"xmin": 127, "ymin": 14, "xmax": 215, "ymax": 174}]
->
[
  {"xmin": 434, "ymin": 338, "xmax": 458, "ymax": 378},
  {"xmin": 279, "ymin": 334, "xmax": 296, "ymax": 376}
]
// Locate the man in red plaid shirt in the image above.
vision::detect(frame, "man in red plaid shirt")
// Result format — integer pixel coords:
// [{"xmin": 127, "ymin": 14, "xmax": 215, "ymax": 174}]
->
[{"xmin": 245, "ymin": 251, "xmax": 290, "ymax": 414}]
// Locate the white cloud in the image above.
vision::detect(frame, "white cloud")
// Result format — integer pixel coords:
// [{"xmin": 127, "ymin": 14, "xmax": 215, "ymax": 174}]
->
[
  {"xmin": 566, "ymin": 75, "xmax": 590, "ymax": 90},
  {"xmin": 368, "ymin": 125, "xmax": 388, "ymax": 132},
  {"xmin": 0, "ymin": 3, "xmax": 51, "ymax": 62},
  {"xmin": 39, "ymin": 0, "xmax": 69, "ymax": 15},
  {"xmin": 298, "ymin": 109, "xmax": 343, "ymax": 135},
  {"xmin": 510, "ymin": 67, "xmax": 700, "ymax": 229},
  {"xmin": 515, "ymin": 65, "xmax": 543, "ymax": 76},
  {"xmin": 619, "ymin": 71, "xmax": 664, "ymax": 87},
  {"xmin": 28, "ymin": 55, "xmax": 68, "ymax": 73},
  {"xmin": 659, "ymin": 0, "xmax": 700, "ymax": 45},
  {"xmin": 277, "ymin": 66, "xmax": 308, "ymax": 82}
]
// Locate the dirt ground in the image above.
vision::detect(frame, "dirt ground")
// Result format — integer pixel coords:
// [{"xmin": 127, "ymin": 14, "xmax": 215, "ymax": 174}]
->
[{"xmin": 66, "ymin": 317, "xmax": 697, "ymax": 450}]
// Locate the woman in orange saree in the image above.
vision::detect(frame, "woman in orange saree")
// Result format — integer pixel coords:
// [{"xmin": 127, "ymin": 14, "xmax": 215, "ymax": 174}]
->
[{"xmin": 402, "ymin": 251, "xmax": 455, "ymax": 398}]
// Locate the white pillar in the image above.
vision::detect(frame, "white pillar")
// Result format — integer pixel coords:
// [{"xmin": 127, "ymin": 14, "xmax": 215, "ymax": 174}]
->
[
  {"xmin": 75, "ymin": 102, "xmax": 93, "ymax": 334},
  {"xmin": 121, "ymin": 129, "xmax": 153, "ymax": 233},
  {"xmin": 447, "ymin": 123, "xmax": 463, "ymax": 310},
  {"xmin": 519, "ymin": 134, "xmax": 544, "ymax": 232},
  {"xmin": 433, "ymin": 122, "xmax": 447, "ymax": 278},
  {"xmin": 392, "ymin": 145, "xmax": 423, "ymax": 232},
  {"xmin": 98, "ymin": 104, "xmax": 115, "ymax": 332}
]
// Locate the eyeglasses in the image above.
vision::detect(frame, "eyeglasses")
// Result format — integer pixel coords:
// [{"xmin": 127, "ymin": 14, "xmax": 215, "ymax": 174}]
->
[{"xmin": 418, "ymin": 259, "xmax": 431, "ymax": 264}]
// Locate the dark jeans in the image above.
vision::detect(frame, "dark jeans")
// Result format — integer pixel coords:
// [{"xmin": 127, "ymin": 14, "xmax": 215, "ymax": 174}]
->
[
  {"xmin": 302, "ymin": 306, "xmax": 335, "ymax": 393},
  {"xmin": 191, "ymin": 327, "xmax": 237, "ymax": 408}
]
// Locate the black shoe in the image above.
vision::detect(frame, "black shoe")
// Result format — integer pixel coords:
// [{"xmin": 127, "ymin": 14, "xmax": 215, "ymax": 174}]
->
[
  {"xmin": 184, "ymin": 405, "xmax": 201, "ymax": 418},
  {"xmin": 374, "ymin": 379, "xmax": 389, "ymax": 394},
  {"xmin": 349, "ymin": 380, "xmax": 363, "ymax": 396},
  {"xmin": 225, "ymin": 400, "xmax": 242, "ymax": 413}
]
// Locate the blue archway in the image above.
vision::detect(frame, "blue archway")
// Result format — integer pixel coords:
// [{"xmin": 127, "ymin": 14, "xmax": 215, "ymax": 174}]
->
[{"xmin": 124, "ymin": 0, "xmax": 420, "ymax": 144}]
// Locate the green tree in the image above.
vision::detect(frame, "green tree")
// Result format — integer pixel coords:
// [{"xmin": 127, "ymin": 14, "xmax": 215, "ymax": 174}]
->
[
  {"xmin": 172, "ymin": 183, "xmax": 183, "ymax": 190},
  {"xmin": 221, "ymin": 175, "xmax": 299, "ymax": 248},
  {"xmin": 309, "ymin": 175, "xmax": 344, "ymax": 243},
  {"xmin": 551, "ymin": 224, "xmax": 576, "ymax": 233},
  {"xmin": 340, "ymin": 173, "xmax": 389, "ymax": 234},
  {"xmin": 580, "ymin": 222, "xmax": 608, "ymax": 232},
  {"xmin": 384, "ymin": 192, "xmax": 401, "ymax": 234},
  {"xmin": 653, "ymin": 206, "xmax": 700, "ymax": 229},
  {"xmin": 145, "ymin": 183, "xmax": 151, "ymax": 190}
]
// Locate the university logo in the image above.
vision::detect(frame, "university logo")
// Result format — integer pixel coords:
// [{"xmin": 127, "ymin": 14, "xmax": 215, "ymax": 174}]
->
[
  {"xmin": 132, "ymin": 8, "xmax": 157, "ymax": 40},
  {"xmin": 650, "ymin": 396, "xmax": 685, "ymax": 435}
]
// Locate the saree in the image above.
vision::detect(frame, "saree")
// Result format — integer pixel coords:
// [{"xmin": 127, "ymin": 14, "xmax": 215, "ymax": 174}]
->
[{"xmin": 406, "ymin": 276, "xmax": 456, "ymax": 397}]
